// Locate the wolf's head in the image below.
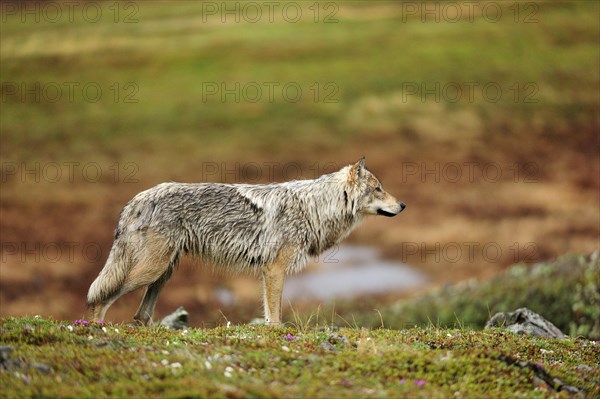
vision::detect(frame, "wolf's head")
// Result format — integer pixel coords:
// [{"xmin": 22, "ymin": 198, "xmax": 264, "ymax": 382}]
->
[{"xmin": 347, "ymin": 158, "xmax": 406, "ymax": 217}]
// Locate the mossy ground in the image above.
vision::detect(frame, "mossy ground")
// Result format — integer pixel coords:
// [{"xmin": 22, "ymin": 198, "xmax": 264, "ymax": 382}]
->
[{"xmin": 1, "ymin": 317, "xmax": 598, "ymax": 398}]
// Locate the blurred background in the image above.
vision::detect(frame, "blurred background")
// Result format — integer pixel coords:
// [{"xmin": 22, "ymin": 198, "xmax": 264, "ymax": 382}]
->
[{"xmin": 1, "ymin": 1, "xmax": 598, "ymax": 332}]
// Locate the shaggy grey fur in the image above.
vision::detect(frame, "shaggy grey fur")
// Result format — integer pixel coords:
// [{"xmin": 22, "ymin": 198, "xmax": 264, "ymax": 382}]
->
[{"xmin": 86, "ymin": 159, "xmax": 405, "ymax": 324}]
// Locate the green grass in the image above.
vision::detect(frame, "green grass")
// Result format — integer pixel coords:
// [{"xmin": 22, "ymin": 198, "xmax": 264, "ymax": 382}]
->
[{"xmin": 1, "ymin": 316, "xmax": 599, "ymax": 398}]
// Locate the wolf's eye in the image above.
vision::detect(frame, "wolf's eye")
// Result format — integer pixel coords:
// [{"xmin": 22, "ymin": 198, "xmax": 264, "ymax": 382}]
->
[{"xmin": 375, "ymin": 187, "xmax": 382, "ymax": 193}]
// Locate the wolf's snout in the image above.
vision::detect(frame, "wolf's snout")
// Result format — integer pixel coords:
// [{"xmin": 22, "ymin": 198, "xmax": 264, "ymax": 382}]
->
[{"xmin": 377, "ymin": 201, "xmax": 406, "ymax": 217}]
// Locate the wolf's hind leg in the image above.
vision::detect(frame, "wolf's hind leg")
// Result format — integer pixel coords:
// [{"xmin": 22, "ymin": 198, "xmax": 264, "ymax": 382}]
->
[
  {"xmin": 88, "ymin": 259, "xmax": 168, "ymax": 325},
  {"xmin": 133, "ymin": 261, "xmax": 176, "ymax": 326},
  {"xmin": 86, "ymin": 296, "xmax": 120, "ymax": 322},
  {"xmin": 86, "ymin": 246, "xmax": 132, "ymax": 322},
  {"xmin": 115, "ymin": 235, "xmax": 174, "ymax": 324}
]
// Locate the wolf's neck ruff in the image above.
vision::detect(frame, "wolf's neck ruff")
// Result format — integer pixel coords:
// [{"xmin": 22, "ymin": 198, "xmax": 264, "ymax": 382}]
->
[{"xmin": 237, "ymin": 168, "xmax": 364, "ymax": 263}]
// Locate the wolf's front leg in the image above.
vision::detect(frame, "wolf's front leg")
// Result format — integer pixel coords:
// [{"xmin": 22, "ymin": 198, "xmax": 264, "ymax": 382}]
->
[
  {"xmin": 261, "ymin": 246, "xmax": 295, "ymax": 326},
  {"xmin": 261, "ymin": 262, "xmax": 285, "ymax": 326},
  {"xmin": 262, "ymin": 244, "xmax": 299, "ymax": 326}
]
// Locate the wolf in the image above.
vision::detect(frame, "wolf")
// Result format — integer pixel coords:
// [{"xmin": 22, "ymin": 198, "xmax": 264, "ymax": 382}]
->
[{"xmin": 86, "ymin": 158, "xmax": 405, "ymax": 326}]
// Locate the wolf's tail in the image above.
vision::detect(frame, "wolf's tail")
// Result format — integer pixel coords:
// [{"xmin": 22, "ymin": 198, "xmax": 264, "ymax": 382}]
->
[
  {"xmin": 87, "ymin": 193, "xmax": 150, "ymax": 307},
  {"xmin": 86, "ymin": 237, "xmax": 131, "ymax": 306}
]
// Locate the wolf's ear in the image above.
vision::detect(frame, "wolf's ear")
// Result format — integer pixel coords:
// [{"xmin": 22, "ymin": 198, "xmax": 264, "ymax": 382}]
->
[{"xmin": 348, "ymin": 157, "xmax": 366, "ymax": 182}]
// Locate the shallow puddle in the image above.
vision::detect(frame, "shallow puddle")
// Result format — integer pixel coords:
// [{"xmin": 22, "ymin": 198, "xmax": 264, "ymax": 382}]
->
[{"xmin": 283, "ymin": 245, "xmax": 427, "ymax": 301}]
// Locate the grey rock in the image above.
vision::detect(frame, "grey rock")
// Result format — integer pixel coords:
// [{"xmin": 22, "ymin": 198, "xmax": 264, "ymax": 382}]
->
[
  {"xmin": 0, "ymin": 345, "xmax": 15, "ymax": 370},
  {"xmin": 160, "ymin": 306, "xmax": 189, "ymax": 330},
  {"xmin": 576, "ymin": 364, "xmax": 592, "ymax": 372},
  {"xmin": 485, "ymin": 307, "xmax": 566, "ymax": 339},
  {"xmin": 327, "ymin": 333, "xmax": 350, "ymax": 346},
  {"xmin": 0, "ymin": 346, "xmax": 23, "ymax": 371},
  {"xmin": 0, "ymin": 346, "xmax": 13, "ymax": 362},
  {"xmin": 31, "ymin": 363, "xmax": 52, "ymax": 373},
  {"xmin": 320, "ymin": 333, "xmax": 349, "ymax": 351}
]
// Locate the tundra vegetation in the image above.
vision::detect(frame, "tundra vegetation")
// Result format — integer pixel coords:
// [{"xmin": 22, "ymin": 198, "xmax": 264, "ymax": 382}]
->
[{"xmin": 1, "ymin": 315, "xmax": 599, "ymax": 398}]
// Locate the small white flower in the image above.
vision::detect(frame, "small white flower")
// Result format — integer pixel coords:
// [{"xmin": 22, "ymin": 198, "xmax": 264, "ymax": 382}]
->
[
  {"xmin": 161, "ymin": 359, "xmax": 169, "ymax": 366},
  {"xmin": 114, "ymin": 328, "xmax": 119, "ymax": 334},
  {"xmin": 102, "ymin": 327, "xmax": 107, "ymax": 333},
  {"xmin": 204, "ymin": 361, "xmax": 212, "ymax": 370},
  {"xmin": 227, "ymin": 321, "xmax": 231, "ymax": 328},
  {"xmin": 161, "ymin": 350, "xmax": 169, "ymax": 355},
  {"xmin": 170, "ymin": 362, "xmax": 182, "ymax": 368},
  {"xmin": 282, "ymin": 346, "xmax": 290, "ymax": 352},
  {"xmin": 34, "ymin": 315, "xmax": 40, "ymax": 319},
  {"xmin": 224, "ymin": 366, "xmax": 234, "ymax": 378},
  {"xmin": 67, "ymin": 325, "xmax": 74, "ymax": 332},
  {"xmin": 87, "ymin": 335, "xmax": 93, "ymax": 340}
]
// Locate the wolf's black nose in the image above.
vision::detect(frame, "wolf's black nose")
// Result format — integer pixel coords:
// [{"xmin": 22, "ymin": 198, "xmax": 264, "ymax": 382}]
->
[{"xmin": 400, "ymin": 202, "xmax": 406, "ymax": 211}]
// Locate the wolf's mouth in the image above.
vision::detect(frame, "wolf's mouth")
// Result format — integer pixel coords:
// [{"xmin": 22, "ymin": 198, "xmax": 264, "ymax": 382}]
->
[{"xmin": 377, "ymin": 209, "xmax": 398, "ymax": 217}]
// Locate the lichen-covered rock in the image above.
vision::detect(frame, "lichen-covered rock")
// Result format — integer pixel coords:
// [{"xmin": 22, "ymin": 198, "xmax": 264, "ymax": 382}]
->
[
  {"xmin": 485, "ymin": 307, "xmax": 566, "ymax": 339},
  {"xmin": 0, "ymin": 345, "xmax": 14, "ymax": 368},
  {"xmin": 160, "ymin": 306, "xmax": 189, "ymax": 330},
  {"xmin": 320, "ymin": 333, "xmax": 350, "ymax": 351}
]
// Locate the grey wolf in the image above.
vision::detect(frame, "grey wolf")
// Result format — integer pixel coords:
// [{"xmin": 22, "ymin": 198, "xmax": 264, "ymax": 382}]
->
[{"xmin": 86, "ymin": 159, "xmax": 405, "ymax": 326}]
